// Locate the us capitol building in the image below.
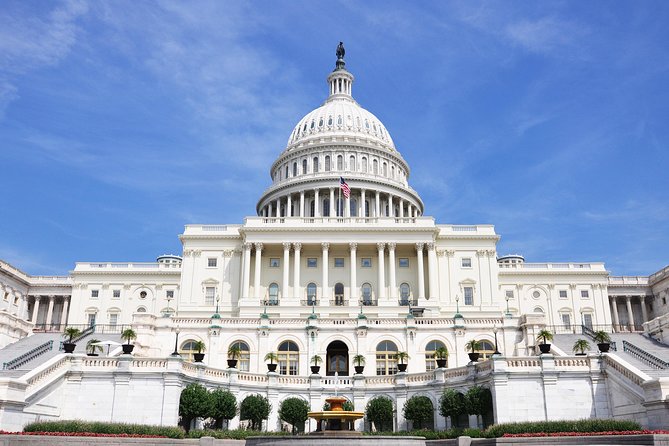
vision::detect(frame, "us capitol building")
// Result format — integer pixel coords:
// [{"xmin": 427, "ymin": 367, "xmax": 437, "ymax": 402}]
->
[{"xmin": 1, "ymin": 44, "xmax": 668, "ymax": 432}]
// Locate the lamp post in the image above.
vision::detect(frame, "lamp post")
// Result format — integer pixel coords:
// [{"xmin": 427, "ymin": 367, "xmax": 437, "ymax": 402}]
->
[
  {"xmin": 493, "ymin": 324, "xmax": 501, "ymax": 355},
  {"xmin": 215, "ymin": 296, "xmax": 220, "ymax": 315},
  {"xmin": 505, "ymin": 295, "xmax": 512, "ymax": 317},
  {"xmin": 165, "ymin": 295, "xmax": 173, "ymax": 317},
  {"xmin": 454, "ymin": 295, "xmax": 462, "ymax": 318},
  {"xmin": 171, "ymin": 326, "xmax": 180, "ymax": 356}
]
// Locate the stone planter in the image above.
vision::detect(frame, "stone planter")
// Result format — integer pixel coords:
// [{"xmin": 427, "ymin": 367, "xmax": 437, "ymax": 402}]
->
[
  {"xmin": 227, "ymin": 359, "xmax": 238, "ymax": 368},
  {"xmin": 538, "ymin": 343, "xmax": 551, "ymax": 354},
  {"xmin": 267, "ymin": 363, "xmax": 278, "ymax": 372},
  {"xmin": 62, "ymin": 342, "xmax": 76, "ymax": 353},
  {"xmin": 436, "ymin": 359, "xmax": 447, "ymax": 368},
  {"xmin": 468, "ymin": 352, "xmax": 480, "ymax": 362},
  {"xmin": 397, "ymin": 364, "xmax": 407, "ymax": 372},
  {"xmin": 122, "ymin": 344, "xmax": 134, "ymax": 355},
  {"xmin": 193, "ymin": 353, "xmax": 205, "ymax": 362},
  {"xmin": 87, "ymin": 353, "xmax": 99, "ymax": 357},
  {"xmin": 598, "ymin": 342, "xmax": 611, "ymax": 353},
  {"xmin": 354, "ymin": 365, "xmax": 365, "ymax": 374},
  {"xmin": 310, "ymin": 365, "xmax": 320, "ymax": 374}
]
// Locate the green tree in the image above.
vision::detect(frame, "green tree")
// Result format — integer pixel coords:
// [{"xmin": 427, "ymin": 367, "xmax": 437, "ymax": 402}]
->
[
  {"xmin": 365, "ymin": 396, "xmax": 394, "ymax": 432},
  {"xmin": 240, "ymin": 394, "xmax": 271, "ymax": 431},
  {"xmin": 209, "ymin": 388, "xmax": 237, "ymax": 429},
  {"xmin": 403, "ymin": 395, "xmax": 434, "ymax": 430},
  {"xmin": 439, "ymin": 389, "xmax": 465, "ymax": 427},
  {"xmin": 279, "ymin": 397, "xmax": 310, "ymax": 434},
  {"xmin": 464, "ymin": 386, "xmax": 492, "ymax": 416},
  {"xmin": 324, "ymin": 400, "xmax": 354, "ymax": 411},
  {"xmin": 179, "ymin": 383, "xmax": 211, "ymax": 432}
]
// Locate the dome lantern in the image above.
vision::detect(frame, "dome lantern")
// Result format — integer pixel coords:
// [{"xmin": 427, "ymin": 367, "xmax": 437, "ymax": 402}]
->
[{"xmin": 327, "ymin": 42, "xmax": 354, "ymax": 100}]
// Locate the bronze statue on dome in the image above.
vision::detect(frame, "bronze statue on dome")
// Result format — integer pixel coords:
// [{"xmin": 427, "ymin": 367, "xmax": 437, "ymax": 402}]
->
[{"xmin": 336, "ymin": 41, "xmax": 345, "ymax": 60}]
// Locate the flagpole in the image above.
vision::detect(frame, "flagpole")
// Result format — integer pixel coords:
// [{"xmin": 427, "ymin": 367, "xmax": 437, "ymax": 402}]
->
[{"xmin": 338, "ymin": 179, "xmax": 341, "ymax": 218}]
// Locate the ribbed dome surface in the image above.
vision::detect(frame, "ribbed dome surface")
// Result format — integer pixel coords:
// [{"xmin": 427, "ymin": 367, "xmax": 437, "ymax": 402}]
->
[{"xmin": 286, "ymin": 97, "xmax": 396, "ymax": 151}]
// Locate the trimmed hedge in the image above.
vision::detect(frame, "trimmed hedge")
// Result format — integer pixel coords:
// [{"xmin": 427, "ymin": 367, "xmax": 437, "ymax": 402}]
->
[
  {"xmin": 23, "ymin": 420, "xmax": 184, "ymax": 439},
  {"xmin": 485, "ymin": 419, "xmax": 642, "ymax": 438},
  {"xmin": 364, "ymin": 429, "xmax": 482, "ymax": 439},
  {"xmin": 187, "ymin": 429, "xmax": 291, "ymax": 439}
]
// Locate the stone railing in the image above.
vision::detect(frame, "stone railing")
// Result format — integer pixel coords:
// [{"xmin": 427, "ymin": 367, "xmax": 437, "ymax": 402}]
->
[
  {"xmin": 622, "ymin": 341, "xmax": 669, "ymax": 370},
  {"xmin": 499, "ymin": 262, "xmax": 606, "ymax": 271},
  {"xmin": 602, "ymin": 354, "xmax": 651, "ymax": 389},
  {"xmin": 24, "ymin": 355, "xmax": 72, "ymax": 397},
  {"xmin": 3, "ymin": 340, "xmax": 53, "ymax": 370}
]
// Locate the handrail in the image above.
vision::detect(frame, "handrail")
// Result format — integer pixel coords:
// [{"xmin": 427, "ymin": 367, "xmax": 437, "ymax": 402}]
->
[
  {"xmin": 622, "ymin": 340, "xmax": 669, "ymax": 369},
  {"xmin": 3, "ymin": 340, "xmax": 53, "ymax": 370}
]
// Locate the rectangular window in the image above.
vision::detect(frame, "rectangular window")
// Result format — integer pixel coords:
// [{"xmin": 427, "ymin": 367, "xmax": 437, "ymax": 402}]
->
[
  {"xmin": 505, "ymin": 290, "xmax": 514, "ymax": 299},
  {"xmin": 334, "ymin": 258, "xmax": 344, "ymax": 268},
  {"xmin": 583, "ymin": 313, "xmax": 593, "ymax": 329},
  {"xmin": 91, "ymin": 289, "xmax": 99, "ymax": 298},
  {"xmin": 87, "ymin": 314, "xmax": 96, "ymax": 327},
  {"xmin": 269, "ymin": 258, "xmax": 280, "ymax": 268},
  {"xmin": 207, "ymin": 257, "xmax": 217, "ymax": 267},
  {"xmin": 112, "ymin": 290, "xmax": 121, "ymax": 298},
  {"xmin": 109, "ymin": 314, "xmax": 118, "ymax": 327},
  {"xmin": 361, "ymin": 258, "xmax": 372, "ymax": 268},
  {"xmin": 307, "ymin": 258, "xmax": 317, "ymax": 268},
  {"xmin": 464, "ymin": 287, "xmax": 473, "ymax": 305},
  {"xmin": 562, "ymin": 313, "xmax": 571, "ymax": 329},
  {"xmin": 559, "ymin": 290, "xmax": 568, "ymax": 299},
  {"xmin": 581, "ymin": 290, "xmax": 589, "ymax": 298},
  {"xmin": 166, "ymin": 290, "xmax": 174, "ymax": 298},
  {"xmin": 205, "ymin": 287, "xmax": 215, "ymax": 305},
  {"xmin": 399, "ymin": 258, "xmax": 409, "ymax": 268},
  {"xmin": 461, "ymin": 258, "xmax": 472, "ymax": 268}
]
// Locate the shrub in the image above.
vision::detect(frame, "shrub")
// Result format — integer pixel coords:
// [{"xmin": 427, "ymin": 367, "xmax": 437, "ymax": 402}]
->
[
  {"xmin": 240, "ymin": 394, "xmax": 271, "ymax": 431},
  {"xmin": 187, "ymin": 429, "xmax": 290, "ymax": 439},
  {"xmin": 179, "ymin": 383, "xmax": 211, "ymax": 432},
  {"xmin": 439, "ymin": 389, "xmax": 465, "ymax": 419},
  {"xmin": 464, "ymin": 386, "xmax": 492, "ymax": 416},
  {"xmin": 209, "ymin": 388, "xmax": 237, "ymax": 429},
  {"xmin": 484, "ymin": 419, "xmax": 642, "ymax": 438},
  {"xmin": 403, "ymin": 395, "xmax": 434, "ymax": 429},
  {"xmin": 365, "ymin": 396, "xmax": 393, "ymax": 432},
  {"xmin": 23, "ymin": 420, "xmax": 184, "ymax": 438},
  {"xmin": 279, "ymin": 397, "xmax": 310, "ymax": 434}
]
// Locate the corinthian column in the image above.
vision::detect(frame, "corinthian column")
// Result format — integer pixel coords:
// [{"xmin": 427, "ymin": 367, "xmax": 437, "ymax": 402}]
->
[
  {"xmin": 282, "ymin": 243, "xmax": 291, "ymax": 299},
  {"xmin": 322, "ymin": 243, "xmax": 330, "ymax": 300},
  {"xmin": 293, "ymin": 243, "xmax": 302, "ymax": 299},
  {"xmin": 242, "ymin": 243, "xmax": 252, "ymax": 299},
  {"xmin": 388, "ymin": 243, "xmax": 397, "ymax": 299},
  {"xmin": 377, "ymin": 243, "xmax": 386, "ymax": 299},
  {"xmin": 416, "ymin": 243, "xmax": 425, "ymax": 299},
  {"xmin": 253, "ymin": 243, "xmax": 263, "ymax": 299},
  {"xmin": 350, "ymin": 243, "xmax": 358, "ymax": 301}
]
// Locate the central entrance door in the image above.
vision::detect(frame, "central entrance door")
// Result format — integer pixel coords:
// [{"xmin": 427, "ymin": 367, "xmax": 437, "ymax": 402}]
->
[{"xmin": 326, "ymin": 340, "xmax": 349, "ymax": 376}]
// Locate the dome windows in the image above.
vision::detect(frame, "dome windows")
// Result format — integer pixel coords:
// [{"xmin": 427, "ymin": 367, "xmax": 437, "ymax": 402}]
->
[
  {"xmin": 310, "ymin": 120, "xmax": 315, "ymax": 130},
  {"xmin": 318, "ymin": 118, "xmax": 324, "ymax": 128},
  {"xmin": 328, "ymin": 116, "xmax": 333, "ymax": 126},
  {"xmin": 365, "ymin": 119, "xmax": 369, "ymax": 130},
  {"xmin": 325, "ymin": 155, "xmax": 331, "ymax": 171},
  {"xmin": 337, "ymin": 115, "xmax": 342, "ymax": 126}
]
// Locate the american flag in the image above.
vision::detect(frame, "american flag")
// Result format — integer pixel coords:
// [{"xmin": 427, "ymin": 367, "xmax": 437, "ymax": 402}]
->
[{"xmin": 339, "ymin": 177, "xmax": 351, "ymax": 198}]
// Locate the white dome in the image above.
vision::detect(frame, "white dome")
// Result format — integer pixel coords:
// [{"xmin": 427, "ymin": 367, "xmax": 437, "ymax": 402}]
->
[{"xmin": 287, "ymin": 97, "xmax": 396, "ymax": 151}]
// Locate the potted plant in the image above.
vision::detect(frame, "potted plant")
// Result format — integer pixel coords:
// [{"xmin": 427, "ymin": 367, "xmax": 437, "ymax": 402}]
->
[
  {"xmin": 536, "ymin": 329, "xmax": 553, "ymax": 354},
  {"xmin": 310, "ymin": 355, "xmax": 322, "ymax": 374},
  {"xmin": 395, "ymin": 351, "xmax": 409, "ymax": 372},
  {"xmin": 193, "ymin": 340, "xmax": 206, "ymax": 362},
  {"xmin": 121, "ymin": 328, "xmax": 137, "ymax": 354},
  {"xmin": 227, "ymin": 344, "xmax": 241, "ymax": 368},
  {"xmin": 433, "ymin": 346, "xmax": 449, "ymax": 368},
  {"xmin": 62, "ymin": 327, "xmax": 81, "ymax": 353},
  {"xmin": 465, "ymin": 339, "xmax": 482, "ymax": 362},
  {"xmin": 264, "ymin": 351, "xmax": 278, "ymax": 372},
  {"xmin": 353, "ymin": 354, "xmax": 366, "ymax": 374},
  {"xmin": 86, "ymin": 339, "xmax": 103, "ymax": 357},
  {"xmin": 572, "ymin": 339, "xmax": 591, "ymax": 356},
  {"xmin": 593, "ymin": 330, "xmax": 612, "ymax": 353}
]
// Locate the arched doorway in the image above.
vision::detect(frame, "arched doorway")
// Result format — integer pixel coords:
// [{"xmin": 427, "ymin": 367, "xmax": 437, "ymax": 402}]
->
[{"xmin": 326, "ymin": 340, "xmax": 349, "ymax": 376}]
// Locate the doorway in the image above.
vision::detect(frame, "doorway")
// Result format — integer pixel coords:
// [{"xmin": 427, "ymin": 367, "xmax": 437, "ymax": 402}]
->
[{"xmin": 326, "ymin": 340, "xmax": 349, "ymax": 376}]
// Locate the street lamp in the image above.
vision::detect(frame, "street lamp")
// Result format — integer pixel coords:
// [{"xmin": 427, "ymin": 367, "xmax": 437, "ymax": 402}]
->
[
  {"xmin": 505, "ymin": 295, "xmax": 512, "ymax": 317},
  {"xmin": 165, "ymin": 295, "xmax": 173, "ymax": 317},
  {"xmin": 215, "ymin": 295, "xmax": 220, "ymax": 315},
  {"xmin": 492, "ymin": 324, "xmax": 501, "ymax": 355},
  {"xmin": 454, "ymin": 295, "xmax": 462, "ymax": 319},
  {"xmin": 171, "ymin": 326, "xmax": 180, "ymax": 356}
]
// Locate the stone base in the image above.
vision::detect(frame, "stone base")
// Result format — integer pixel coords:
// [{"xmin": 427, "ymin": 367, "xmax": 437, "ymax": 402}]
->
[
  {"xmin": 309, "ymin": 429, "xmax": 362, "ymax": 436},
  {"xmin": 246, "ymin": 436, "xmax": 426, "ymax": 446}
]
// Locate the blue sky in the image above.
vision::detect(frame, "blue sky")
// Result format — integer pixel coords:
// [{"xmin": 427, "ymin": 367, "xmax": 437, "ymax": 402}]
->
[{"xmin": 1, "ymin": 1, "xmax": 667, "ymax": 276}]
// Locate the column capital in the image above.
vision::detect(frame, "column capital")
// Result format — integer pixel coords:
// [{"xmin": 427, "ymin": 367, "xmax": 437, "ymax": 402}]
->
[
  {"xmin": 445, "ymin": 249, "xmax": 456, "ymax": 257},
  {"xmin": 321, "ymin": 242, "xmax": 330, "ymax": 251},
  {"xmin": 387, "ymin": 242, "xmax": 396, "ymax": 251},
  {"xmin": 427, "ymin": 242, "xmax": 436, "ymax": 251},
  {"xmin": 293, "ymin": 242, "xmax": 302, "ymax": 252},
  {"xmin": 33, "ymin": 295, "xmax": 41, "ymax": 302},
  {"xmin": 349, "ymin": 242, "xmax": 357, "ymax": 251},
  {"xmin": 640, "ymin": 295, "xmax": 646, "ymax": 302},
  {"xmin": 476, "ymin": 249, "xmax": 486, "ymax": 257},
  {"xmin": 254, "ymin": 242, "xmax": 264, "ymax": 252},
  {"xmin": 243, "ymin": 242, "xmax": 253, "ymax": 250},
  {"xmin": 436, "ymin": 249, "xmax": 446, "ymax": 257},
  {"xmin": 625, "ymin": 295, "xmax": 632, "ymax": 302},
  {"xmin": 415, "ymin": 242, "xmax": 424, "ymax": 252},
  {"xmin": 377, "ymin": 242, "xmax": 386, "ymax": 252},
  {"xmin": 283, "ymin": 242, "xmax": 292, "ymax": 250}
]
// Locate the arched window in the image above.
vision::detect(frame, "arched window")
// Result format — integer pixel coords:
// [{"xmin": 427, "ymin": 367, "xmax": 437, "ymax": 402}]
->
[
  {"xmin": 533, "ymin": 306, "xmax": 544, "ymax": 313},
  {"xmin": 136, "ymin": 306, "xmax": 147, "ymax": 313},
  {"xmin": 376, "ymin": 340, "xmax": 398, "ymax": 375},
  {"xmin": 364, "ymin": 200, "xmax": 370, "ymax": 217},
  {"xmin": 310, "ymin": 200, "xmax": 315, "ymax": 217},
  {"xmin": 313, "ymin": 157, "xmax": 319, "ymax": 173},
  {"xmin": 362, "ymin": 157, "xmax": 368, "ymax": 172},
  {"xmin": 361, "ymin": 283, "xmax": 373, "ymax": 305},
  {"xmin": 350, "ymin": 198, "xmax": 357, "ymax": 217},
  {"xmin": 382, "ymin": 162, "xmax": 388, "ymax": 177},
  {"xmin": 323, "ymin": 198, "xmax": 330, "ymax": 217},
  {"xmin": 268, "ymin": 283, "xmax": 279, "ymax": 305},
  {"xmin": 278, "ymin": 341, "xmax": 299, "ymax": 375},
  {"xmin": 302, "ymin": 159, "xmax": 307, "ymax": 174},
  {"xmin": 479, "ymin": 340, "xmax": 495, "ymax": 360},
  {"xmin": 334, "ymin": 283, "xmax": 344, "ymax": 306},
  {"xmin": 284, "ymin": 165, "xmax": 288, "ymax": 179},
  {"xmin": 293, "ymin": 162, "xmax": 297, "ymax": 177},
  {"xmin": 337, "ymin": 155, "xmax": 343, "ymax": 170},
  {"xmin": 425, "ymin": 340, "xmax": 447, "ymax": 371},
  {"xmin": 180, "ymin": 340, "xmax": 200, "ymax": 362},
  {"xmin": 230, "ymin": 340, "xmax": 250, "ymax": 371},
  {"xmin": 373, "ymin": 159, "xmax": 378, "ymax": 174},
  {"xmin": 325, "ymin": 155, "xmax": 331, "ymax": 171},
  {"xmin": 349, "ymin": 155, "xmax": 356, "ymax": 171},
  {"xmin": 307, "ymin": 283, "xmax": 317, "ymax": 305},
  {"xmin": 391, "ymin": 165, "xmax": 395, "ymax": 178},
  {"xmin": 399, "ymin": 283, "xmax": 411, "ymax": 305},
  {"xmin": 277, "ymin": 169, "xmax": 281, "ymax": 181}
]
